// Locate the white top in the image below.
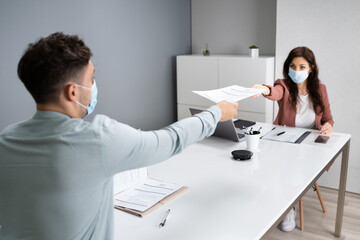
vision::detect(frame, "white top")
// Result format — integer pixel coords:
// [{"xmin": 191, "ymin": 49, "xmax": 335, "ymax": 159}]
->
[{"xmin": 295, "ymin": 94, "xmax": 316, "ymax": 128}]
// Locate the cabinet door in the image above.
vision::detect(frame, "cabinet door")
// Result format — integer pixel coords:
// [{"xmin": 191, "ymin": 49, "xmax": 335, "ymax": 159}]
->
[
  {"xmin": 177, "ymin": 56, "xmax": 218, "ymax": 107},
  {"xmin": 219, "ymin": 57, "xmax": 274, "ymax": 120}
]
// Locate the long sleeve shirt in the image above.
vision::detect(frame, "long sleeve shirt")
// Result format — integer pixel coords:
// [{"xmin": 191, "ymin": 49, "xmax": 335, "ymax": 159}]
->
[{"xmin": 0, "ymin": 106, "xmax": 221, "ymax": 240}]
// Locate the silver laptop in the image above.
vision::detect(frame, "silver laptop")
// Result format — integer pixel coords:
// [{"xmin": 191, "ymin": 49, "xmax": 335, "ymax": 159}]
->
[{"xmin": 189, "ymin": 108, "xmax": 245, "ymax": 142}]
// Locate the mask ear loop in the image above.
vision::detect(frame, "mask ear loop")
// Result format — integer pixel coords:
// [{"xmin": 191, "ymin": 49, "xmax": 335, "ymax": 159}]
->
[
  {"xmin": 75, "ymin": 84, "xmax": 91, "ymax": 91},
  {"xmin": 75, "ymin": 100, "xmax": 87, "ymax": 109},
  {"xmin": 74, "ymin": 84, "xmax": 90, "ymax": 110}
]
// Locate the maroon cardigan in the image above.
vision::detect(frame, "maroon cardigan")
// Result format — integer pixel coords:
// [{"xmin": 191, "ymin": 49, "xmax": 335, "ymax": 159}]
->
[{"xmin": 264, "ymin": 79, "xmax": 334, "ymax": 129}]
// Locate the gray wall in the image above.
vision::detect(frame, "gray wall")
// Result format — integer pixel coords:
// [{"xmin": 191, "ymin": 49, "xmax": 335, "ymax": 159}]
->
[
  {"xmin": 191, "ymin": 0, "xmax": 276, "ymax": 55},
  {"xmin": 276, "ymin": 0, "xmax": 360, "ymax": 193},
  {"xmin": 0, "ymin": 0, "xmax": 191, "ymax": 131}
]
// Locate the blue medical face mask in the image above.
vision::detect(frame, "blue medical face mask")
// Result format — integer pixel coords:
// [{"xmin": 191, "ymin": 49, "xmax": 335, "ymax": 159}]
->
[
  {"xmin": 75, "ymin": 80, "xmax": 98, "ymax": 116},
  {"xmin": 288, "ymin": 68, "xmax": 309, "ymax": 84}
]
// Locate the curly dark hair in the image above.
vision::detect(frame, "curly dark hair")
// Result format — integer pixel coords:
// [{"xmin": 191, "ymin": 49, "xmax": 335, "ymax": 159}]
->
[
  {"xmin": 17, "ymin": 32, "xmax": 92, "ymax": 104},
  {"xmin": 282, "ymin": 46, "xmax": 324, "ymax": 114}
]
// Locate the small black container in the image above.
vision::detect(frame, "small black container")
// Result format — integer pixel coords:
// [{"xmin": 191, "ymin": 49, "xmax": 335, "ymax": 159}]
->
[{"xmin": 231, "ymin": 150, "xmax": 253, "ymax": 161}]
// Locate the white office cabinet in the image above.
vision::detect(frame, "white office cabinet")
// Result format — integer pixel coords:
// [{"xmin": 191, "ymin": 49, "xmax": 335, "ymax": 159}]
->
[
  {"xmin": 177, "ymin": 56, "xmax": 218, "ymax": 107},
  {"xmin": 177, "ymin": 55, "xmax": 275, "ymax": 122}
]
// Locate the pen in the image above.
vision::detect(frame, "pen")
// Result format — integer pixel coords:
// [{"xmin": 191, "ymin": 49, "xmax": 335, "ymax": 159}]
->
[
  {"xmin": 261, "ymin": 127, "xmax": 275, "ymax": 137},
  {"xmin": 277, "ymin": 131, "xmax": 285, "ymax": 136},
  {"xmin": 248, "ymin": 127, "xmax": 253, "ymax": 135},
  {"xmin": 159, "ymin": 209, "xmax": 170, "ymax": 228}
]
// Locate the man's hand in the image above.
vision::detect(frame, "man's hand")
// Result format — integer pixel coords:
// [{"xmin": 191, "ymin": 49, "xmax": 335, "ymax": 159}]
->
[{"xmin": 216, "ymin": 101, "xmax": 239, "ymax": 122}]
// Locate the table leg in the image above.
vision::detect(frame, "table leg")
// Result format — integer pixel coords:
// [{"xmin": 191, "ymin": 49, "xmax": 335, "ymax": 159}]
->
[{"xmin": 334, "ymin": 139, "xmax": 350, "ymax": 237}]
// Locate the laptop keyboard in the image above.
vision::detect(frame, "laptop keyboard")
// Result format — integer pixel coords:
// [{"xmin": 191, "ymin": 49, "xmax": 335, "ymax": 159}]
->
[{"xmin": 237, "ymin": 133, "xmax": 245, "ymax": 139}]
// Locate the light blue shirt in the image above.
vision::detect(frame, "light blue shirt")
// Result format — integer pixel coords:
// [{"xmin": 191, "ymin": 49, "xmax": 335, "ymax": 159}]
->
[{"xmin": 0, "ymin": 106, "xmax": 220, "ymax": 240}]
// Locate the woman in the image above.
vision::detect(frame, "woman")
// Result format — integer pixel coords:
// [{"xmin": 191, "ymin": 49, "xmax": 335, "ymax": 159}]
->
[
  {"xmin": 252, "ymin": 46, "xmax": 334, "ymax": 231},
  {"xmin": 253, "ymin": 46, "xmax": 333, "ymax": 133}
]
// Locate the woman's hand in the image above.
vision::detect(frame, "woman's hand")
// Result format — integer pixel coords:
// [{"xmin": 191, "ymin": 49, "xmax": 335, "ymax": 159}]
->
[
  {"xmin": 251, "ymin": 84, "xmax": 270, "ymax": 98},
  {"xmin": 320, "ymin": 122, "xmax": 333, "ymax": 135}
]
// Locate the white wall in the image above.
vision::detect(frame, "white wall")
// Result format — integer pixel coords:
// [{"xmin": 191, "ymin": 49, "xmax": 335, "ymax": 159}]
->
[
  {"xmin": 276, "ymin": 0, "xmax": 360, "ymax": 193},
  {"xmin": 191, "ymin": 0, "xmax": 276, "ymax": 55}
]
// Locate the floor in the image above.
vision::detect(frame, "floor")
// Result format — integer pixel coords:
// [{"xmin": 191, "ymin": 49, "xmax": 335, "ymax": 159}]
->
[{"xmin": 262, "ymin": 187, "xmax": 360, "ymax": 240}]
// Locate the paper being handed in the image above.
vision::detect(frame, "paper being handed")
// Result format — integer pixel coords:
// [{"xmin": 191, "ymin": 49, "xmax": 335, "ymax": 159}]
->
[{"xmin": 193, "ymin": 85, "xmax": 265, "ymax": 103}]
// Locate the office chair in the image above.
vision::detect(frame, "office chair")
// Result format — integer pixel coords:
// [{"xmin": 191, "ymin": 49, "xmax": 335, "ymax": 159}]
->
[{"xmin": 299, "ymin": 181, "xmax": 327, "ymax": 231}]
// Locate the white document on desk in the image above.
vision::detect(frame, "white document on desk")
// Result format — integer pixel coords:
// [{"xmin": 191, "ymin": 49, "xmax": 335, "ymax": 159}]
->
[
  {"xmin": 261, "ymin": 126, "xmax": 310, "ymax": 143},
  {"xmin": 114, "ymin": 178, "xmax": 183, "ymax": 212},
  {"xmin": 193, "ymin": 85, "xmax": 265, "ymax": 103}
]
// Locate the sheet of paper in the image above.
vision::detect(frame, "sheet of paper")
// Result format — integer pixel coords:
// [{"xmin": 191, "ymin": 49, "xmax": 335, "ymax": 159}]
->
[
  {"xmin": 261, "ymin": 126, "xmax": 308, "ymax": 143},
  {"xmin": 193, "ymin": 85, "xmax": 265, "ymax": 103},
  {"xmin": 114, "ymin": 178, "xmax": 183, "ymax": 212},
  {"xmin": 113, "ymin": 167, "xmax": 147, "ymax": 195}
]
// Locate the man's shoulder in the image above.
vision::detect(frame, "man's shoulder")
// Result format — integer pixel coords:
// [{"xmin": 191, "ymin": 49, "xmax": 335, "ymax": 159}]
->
[
  {"xmin": 0, "ymin": 120, "xmax": 28, "ymax": 136},
  {"xmin": 90, "ymin": 114, "xmax": 131, "ymax": 132},
  {"xmin": 91, "ymin": 114, "xmax": 119, "ymax": 127}
]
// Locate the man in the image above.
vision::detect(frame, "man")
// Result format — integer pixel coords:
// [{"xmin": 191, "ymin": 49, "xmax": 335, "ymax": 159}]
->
[{"xmin": 0, "ymin": 32, "xmax": 238, "ymax": 240}]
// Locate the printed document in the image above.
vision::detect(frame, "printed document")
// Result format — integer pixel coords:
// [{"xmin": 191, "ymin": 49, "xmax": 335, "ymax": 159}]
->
[
  {"xmin": 114, "ymin": 178, "xmax": 183, "ymax": 212},
  {"xmin": 113, "ymin": 167, "xmax": 147, "ymax": 195},
  {"xmin": 193, "ymin": 85, "xmax": 265, "ymax": 103},
  {"xmin": 261, "ymin": 126, "xmax": 310, "ymax": 143}
]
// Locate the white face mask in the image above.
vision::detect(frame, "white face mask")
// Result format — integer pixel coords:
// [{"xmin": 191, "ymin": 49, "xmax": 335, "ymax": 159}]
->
[
  {"xmin": 75, "ymin": 80, "xmax": 98, "ymax": 116},
  {"xmin": 288, "ymin": 68, "xmax": 309, "ymax": 84}
]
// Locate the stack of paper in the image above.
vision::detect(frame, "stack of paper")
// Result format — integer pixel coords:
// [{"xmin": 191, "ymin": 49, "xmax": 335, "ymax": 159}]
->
[
  {"xmin": 193, "ymin": 85, "xmax": 265, "ymax": 103},
  {"xmin": 261, "ymin": 126, "xmax": 311, "ymax": 144},
  {"xmin": 113, "ymin": 168, "xmax": 148, "ymax": 195},
  {"xmin": 114, "ymin": 178, "xmax": 188, "ymax": 217}
]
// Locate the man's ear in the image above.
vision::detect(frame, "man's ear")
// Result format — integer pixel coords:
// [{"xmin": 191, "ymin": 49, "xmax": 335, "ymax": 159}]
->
[{"xmin": 65, "ymin": 83, "xmax": 78, "ymax": 102}]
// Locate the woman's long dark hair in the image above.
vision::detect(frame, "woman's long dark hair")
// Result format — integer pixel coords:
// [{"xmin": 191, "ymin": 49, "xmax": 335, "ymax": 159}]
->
[{"xmin": 283, "ymin": 46, "xmax": 324, "ymax": 114}]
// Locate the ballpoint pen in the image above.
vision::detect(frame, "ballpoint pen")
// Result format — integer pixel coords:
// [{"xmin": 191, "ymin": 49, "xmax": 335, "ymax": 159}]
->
[
  {"xmin": 277, "ymin": 131, "xmax": 285, "ymax": 136},
  {"xmin": 159, "ymin": 209, "xmax": 170, "ymax": 228}
]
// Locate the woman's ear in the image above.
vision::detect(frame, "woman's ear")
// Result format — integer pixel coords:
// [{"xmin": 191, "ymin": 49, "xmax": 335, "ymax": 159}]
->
[{"xmin": 309, "ymin": 65, "xmax": 314, "ymax": 73}]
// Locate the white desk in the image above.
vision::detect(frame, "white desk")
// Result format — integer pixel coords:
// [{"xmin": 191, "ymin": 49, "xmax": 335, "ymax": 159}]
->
[{"xmin": 114, "ymin": 123, "xmax": 350, "ymax": 240}]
